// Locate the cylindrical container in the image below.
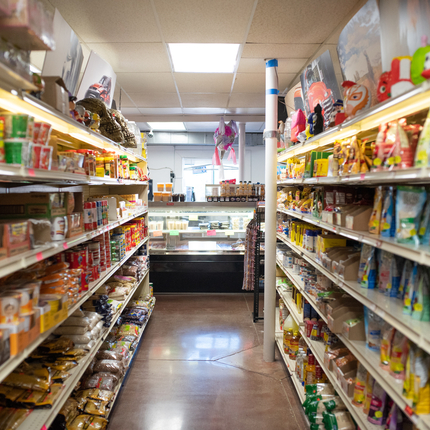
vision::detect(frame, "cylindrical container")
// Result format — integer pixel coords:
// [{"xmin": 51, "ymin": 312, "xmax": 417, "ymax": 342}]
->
[
  {"xmin": 181, "ymin": 221, "xmax": 189, "ymax": 230},
  {"xmin": 165, "ymin": 182, "xmax": 173, "ymax": 191},
  {"xmin": 91, "ymin": 202, "xmax": 97, "ymax": 230},
  {"xmin": 157, "ymin": 183, "xmax": 165, "ymax": 191},
  {"xmin": 153, "ymin": 192, "xmax": 162, "ymax": 202},
  {"xmin": 0, "ymin": 292, "xmax": 20, "ymax": 323},
  {"xmin": 162, "ymin": 192, "xmax": 171, "ymax": 202},
  {"xmin": 167, "ymin": 220, "xmax": 175, "ymax": 230},
  {"xmin": 4, "ymin": 114, "xmax": 33, "ymax": 138},
  {"xmin": 156, "ymin": 221, "xmax": 163, "ymax": 231},
  {"xmin": 84, "ymin": 202, "xmax": 92, "ymax": 231}
]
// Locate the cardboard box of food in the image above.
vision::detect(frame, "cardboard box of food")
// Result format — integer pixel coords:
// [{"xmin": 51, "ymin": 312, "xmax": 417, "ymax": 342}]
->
[
  {"xmin": 0, "ymin": 219, "xmax": 30, "ymax": 257},
  {"xmin": 42, "ymin": 76, "xmax": 69, "ymax": 114},
  {"xmin": 66, "ymin": 212, "xmax": 83, "ymax": 238},
  {"xmin": 37, "ymin": 294, "xmax": 68, "ymax": 332},
  {"xmin": 0, "ymin": 319, "xmax": 25, "ymax": 355}
]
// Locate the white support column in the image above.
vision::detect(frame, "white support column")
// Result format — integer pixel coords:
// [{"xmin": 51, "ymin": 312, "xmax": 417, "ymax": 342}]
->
[
  {"xmin": 263, "ymin": 58, "xmax": 278, "ymax": 362},
  {"xmin": 238, "ymin": 122, "xmax": 246, "ymax": 182}
]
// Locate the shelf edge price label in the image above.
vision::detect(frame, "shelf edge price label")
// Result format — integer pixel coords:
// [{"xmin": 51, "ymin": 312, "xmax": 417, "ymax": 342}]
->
[
  {"xmin": 169, "ymin": 230, "xmax": 180, "ymax": 236},
  {"xmin": 207, "ymin": 230, "xmax": 216, "ymax": 236},
  {"xmin": 224, "ymin": 230, "xmax": 234, "ymax": 236},
  {"xmin": 153, "ymin": 230, "xmax": 163, "ymax": 237}
]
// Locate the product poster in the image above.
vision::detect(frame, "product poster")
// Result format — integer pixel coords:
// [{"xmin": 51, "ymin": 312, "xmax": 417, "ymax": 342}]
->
[
  {"xmin": 42, "ymin": 9, "xmax": 84, "ymax": 95},
  {"xmin": 379, "ymin": 0, "xmax": 430, "ymax": 70},
  {"xmin": 300, "ymin": 50, "xmax": 342, "ymax": 123},
  {"xmin": 77, "ymin": 51, "xmax": 116, "ymax": 108},
  {"xmin": 337, "ymin": 0, "xmax": 382, "ymax": 107}
]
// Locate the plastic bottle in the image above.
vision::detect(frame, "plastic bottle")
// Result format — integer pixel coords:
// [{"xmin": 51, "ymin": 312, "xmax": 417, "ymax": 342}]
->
[
  {"xmin": 306, "ymin": 354, "xmax": 316, "ymax": 384},
  {"xmin": 289, "ymin": 329, "xmax": 301, "ymax": 360},
  {"xmin": 283, "ymin": 314, "xmax": 293, "ymax": 354},
  {"xmin": 260, "ymin": 184, "xmax": 265, "ymax": 201}
]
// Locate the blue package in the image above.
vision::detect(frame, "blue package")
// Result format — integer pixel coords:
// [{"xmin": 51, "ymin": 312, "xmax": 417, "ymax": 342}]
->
[
  {"xmin": 364, "ymin": 306, "xmax": 383, "ymax": 352},
  {"xmin": 419, "ymin": 196, "xmax": 430, "ymax": 245},
  {"xmin": 385, "ymin": 256, "xmax": 403, "ymax": 298},
  {"xmin": 381, "ymin": 187, "xmax": 395, "ymax": 238},
  {"xmin": 359, "ymin": 245, "xmax": 377, "ymax": 289}
]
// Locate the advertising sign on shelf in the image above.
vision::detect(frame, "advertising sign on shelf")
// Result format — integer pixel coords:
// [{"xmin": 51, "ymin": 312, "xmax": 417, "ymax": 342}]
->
[
  {"xmin": 337, "ymin": 0, "xmax": 382, "ymax": 108},
  {"xmin": 77, "ymin": 51, "xmax": 117, "ymax": 108},
  {"xmin": 42, "ymin": 9, "xmax": 84, "ymax": 95}
]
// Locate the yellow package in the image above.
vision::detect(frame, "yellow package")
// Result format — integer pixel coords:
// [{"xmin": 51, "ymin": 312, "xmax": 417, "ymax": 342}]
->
[
  {"xmin": 46, "ymin": 360, "xmax": 78, "ymax": 371},
  {"xmin": 3, "ymin": 367, "xmax": 50, "ymax": 392},
  {"xmin": 403, "ymin": 342, "xmax": 415, "ymax": 400},
  {"xmin": 0, "ymin": 408, "xmax": 32, "ymax": 430},
  {"xmin": 413, "ymin": 348, "xmax": 430, "ymax": 415},
  {"xmin": 69, "ymin": 415, "xmax": 108, "ymax": 430},
  {"xmin": 368, "ymin": 186, "xmax": 383, "ymax": 234},
  {"xmin": 35, "ymin": 384, "xmax": 63, "ymax": 408},
  {"xmin": 84, "ymin": 400, "xmax": 108, "ymax": 417}
]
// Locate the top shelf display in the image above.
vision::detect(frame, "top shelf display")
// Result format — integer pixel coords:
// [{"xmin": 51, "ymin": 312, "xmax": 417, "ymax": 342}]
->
[{"xmin": 278, "ymin": 81, "xmax": 430, "ymax": 162}]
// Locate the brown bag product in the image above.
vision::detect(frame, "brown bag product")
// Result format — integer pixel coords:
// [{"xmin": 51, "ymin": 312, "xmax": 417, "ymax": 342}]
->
[
  {"xmin": 49, "ymin": 369, "xmax": 70, "ymax": 383},
  {"xmin": 38, "ymin": 337, "xmax": 74, "ymax": 354},
  {"xmin": 91, "ymin": 372, "xmax": 120, "ymax": 385},
  {"xmin": 87, "ymin": 389, "xmax": 114, "ymax": 402},
  {"xmin": 96, "ymin": 350, "xmax": 123, "ymax": 362},
  {"xmin": 81, "ymin": 374, "xmax": 116, "ymax": 391},
  {"xmin": 93, "ymin": 360, "xmax": 124, "ymax": 375},
  {"xmin": 53, "ymin": 325, "xmax": 88, "ymax": 335},
  {"xmin": 3, "ymin": 367, "xmax": 50, "ymax": 392},
  {"xmin": 83, "ymin": 399, "xmax": 108, "ymax": 417},
  {"xmin": 16, "ymin": 390, "xmax": 45, "ymax": 409},
  {"xmin": 69, "ymin": 414, "xmax": 108, "ymax": 430},
  {"xmin": 46, "ymin": 360, "xmax": 78, "ymax": 371},
  {"xmin": 35, "ymin": 384, "xmax": 63, "ymax": 408},
  {"xmin": 0, "ymin": 408, "xmax": 32, "ymax": 430},
  {"xmin": 58, "ymin": 398, "xmax": 79, "ymax": 424}
]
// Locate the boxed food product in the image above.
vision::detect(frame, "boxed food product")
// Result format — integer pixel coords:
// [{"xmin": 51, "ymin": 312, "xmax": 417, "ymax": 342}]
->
[
  {"xmin": 0, "ymin": 219, "xmax": 30, "ymax": 257},
  {"xmin": 327, "ymin": 305, "xmax": 364, "ymax": 334},
  {"xmin": 36, "ymin": 294, "xmax": 67, "ymax": 332},
  {"xmin": 345, "ymin": 207, "xmax": 373, "ymax": 231}
]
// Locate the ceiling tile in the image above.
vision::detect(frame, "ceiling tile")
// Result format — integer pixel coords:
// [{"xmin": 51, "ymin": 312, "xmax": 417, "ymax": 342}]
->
[
  {"xmin": 139, "ymin": 108, "xmax": 183, "ymax": 115},
  {"xmin": 247, "ymin": 0, "xmax": 359, "ymax": 44},
  {"xmin": 174, "ymin": 73, "xmax": 234, "ymax": 93},
  {"xmin": 184, "ymin": 122, "xmax": 220, "ymax": 132},
  {"xmin": 154, "ymin": 0, "xmax": 255, "ymax": 43},
  {"xmin": 136, "ymin": 122, "xmax": 150, "ymax": 130},
  {"xmin": 245, "ymin": 122, "xmax": 265, "ymax": 132},
  {"xmin": 86, "ymin": 43, "xmax": 171, "ymax": 73},
  {"xmin": 48, "ymin": 0, "xmax": 161, "ymax": 43},
  {"xmin": 228, "ymin": 93, "xmax": 265, "ymax": 108},
  {"xmin": 116, "ymin": 73, "xmax": 176, "ymax": 93},
  {"xmin": 127, "ymin": 93, "xmax": 181, "ymax": 108},
  {"xmin": 233, "ymin": 73, "xmax": 265, "ymax": 93},
  {"xmin": 119, "ymin": 108, "xmax": 141, "ymax": 116},
  {"xmin": 180, "ymin": 93, "xmax": 229, "ymax": 108},
  {"xmin": 242, "ymin": 43, "xmax": 320, "ymax": 59},
  {"xmin": 237, "ymin": 58, "xmax": 307, "ymax": 74}
]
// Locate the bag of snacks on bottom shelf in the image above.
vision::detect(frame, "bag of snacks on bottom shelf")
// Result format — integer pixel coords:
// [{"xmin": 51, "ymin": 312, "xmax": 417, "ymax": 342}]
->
[
  {"xmin": 93, "ymin": 359, "xmax": 124, "ymax": 375},
  {"xmin": 322, "ymin": 411, "xmax": 355, "ymax": 430},
  {"xmin": 0, "ymin": 409, "xmax": 32, "ymax": 430},
  {"xmin": 56, "ymin": 398, "xmax": 79, "ymax": 427},
  {"xmin": 69, "ymin": 415, "xmax": 108, "ymax": 430},
  {"xmin": 81, "ymin": 374, "xmax": 116, "ymax": 391},
  {"xmin": 117, "ymin": 324, "xmax": 139, "ymax": 338},
  {"xmin": 83, "ymin": 400, "xmax": 109, "ymax": 417}
]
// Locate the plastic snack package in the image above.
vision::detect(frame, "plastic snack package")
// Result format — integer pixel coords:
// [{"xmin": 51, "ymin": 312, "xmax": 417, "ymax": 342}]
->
[
  {"xmin": 378, "ymin": 250, "xmax": 392, "ymax": 294},
  {"xmin": 367, "ymin": 381, "xmax": 388, "ymax": 425},
  {"xmin": 81, "ymin": 374, "xmax": 116, "ymax": 391},
  {"xmin": 34, "ymin": 383, "xmax": 63, "ymax": 408},
  {"xmin": 96, "ymin": 350, "xmax": 123, "ymax": 362},
  {"xmin": 389, "ymin": 331, "xmax": 409, "ymax": 380},
  {"xmin": 83, "ymin": 400, "xmax": 108, "ymax": 417},
  {"xmin": 69, "ymin": 415, "xmax": 108, "ymax": 430},
  {"xmin": 419, "ymin": 195, "xmax": 430, "ymax": 245},
  {"xmin": 117, "ymin": 324, "xmax": 139, "ymax": 338},
  {"xmin": 413, "ymin": 347, "xmax": 430, "ymax": 415},
  {"xmin": 88, "ymin": 389, "xmax": 114, "ymax": 402},
  {"xmin": 398, "ymin": 260, "xmax": 413, "ymax": 301},
  {"xmin": 54, "ymin": 325, "xmax": 88, "ymax": 335},
  {"xmin": 364, "ymin": 307, "xmax": 383, "ymax": 352},
  {"xmin": 403, "ymin": 263, "xmax": 419, "ymax": 316},
  {"xmin": 403, "ymin": 342, "xmax": 416, "ymax": 400},
  {"xmin": 380, "ymin": 323, "xmax": 395, "ymax": 371},
  {"xmin": 45, "ymin": 360, "xmax": 78, "ymax": 371},
  {"xmin": 396, "ymin": 186, "xmax": 427, "ymax": 245},
  {"xmin": 322, "ymin": 410, "xmax": 355, "ymax": 430},
  {"xmin": 363, "ymin": 374, "xmax": 375, "ymax": 415},
  {"xmin": 93, "ymin": 359, "xmax": 124, "ymax": 375},
  {"xmin": 381, "ymin": 187, "xmax": 396, "ymax": 238},
  {"xmin": 3, "ymin": 366, "xmax": 50, "ymax": 392},
  {"xmin": 57, "ymin": 398, "xmax": 79, "ymax": 426},
  {"xmin": 61, "ymin": 316, "xmax": 91, "ymax": 327},
  {"xmin": 369, "ymin": 186, "xmax": 383, "ymax": 234},
  {"xmin": 49, "ymin": 369, "xmax": 71, "ymax": 383},
  {"xmin": 38, "ymin": 337, "xmax": 74, "ymax": 355},
  {"xmin": 65, "ymin": 332, "xmax": 93, "ymax": 345},
  {"xmin": 0, "ymin": 409, "xmax": 32, "ymax": 430},
  {"xmin": 414, "ymin": 107, "xmax": 430, "ymax": 167},
  {"xmin": 359, "ymin": 245, "xmax": 377, "ymax": 289},
  {"xmin": 352, "ymin": 362, "xmax": 367, "ymax": 407},
  {"xmin": 386, "ymin": 403, "xmax": 408, "ymax": 430},
  {"xmin": 412, "ymin": 267, "xmax": 430, "ymax": 321},
  {"xmin": 384, "ymin": 255, "xmax": 403, "ymax": 298},
  {"xmin": 372, "ymin": 123, "xmax": 387, "ymax": 171}
]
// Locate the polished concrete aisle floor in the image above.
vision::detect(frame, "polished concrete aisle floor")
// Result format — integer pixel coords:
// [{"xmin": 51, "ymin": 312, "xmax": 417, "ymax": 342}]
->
[{"xmin": 108, "ymin": 294, "xmax": 308, "ymax": 430}]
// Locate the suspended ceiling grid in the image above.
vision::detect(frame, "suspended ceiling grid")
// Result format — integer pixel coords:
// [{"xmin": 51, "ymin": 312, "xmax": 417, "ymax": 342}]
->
[{"xmin": 33, "ymin": 0, "xmax": 367, "ymax": 132}]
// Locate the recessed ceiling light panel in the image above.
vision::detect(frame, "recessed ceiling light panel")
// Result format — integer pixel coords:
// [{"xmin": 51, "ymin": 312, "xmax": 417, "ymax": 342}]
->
[{"xmin": 168, "ymin": 43, "xmax": 240, "ymax": 73}]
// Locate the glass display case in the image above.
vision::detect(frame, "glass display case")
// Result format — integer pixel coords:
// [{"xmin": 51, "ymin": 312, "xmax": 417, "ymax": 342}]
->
[
  {"xmin": 148, "ymin": 202, "xmax": 256, "ymax": 293},
  {"xmin": 148, "ymin": 202, "xmax": 255, "ymax": 254}
]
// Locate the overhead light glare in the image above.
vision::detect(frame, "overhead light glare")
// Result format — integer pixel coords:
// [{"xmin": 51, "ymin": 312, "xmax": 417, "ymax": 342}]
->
[
  {"xmin": 168, "ymin": 43, "xmax": 240, "ymax": 73},
  {"xmin": 147, "ymin": 122, "xmax": 186, "ymax": 131}
]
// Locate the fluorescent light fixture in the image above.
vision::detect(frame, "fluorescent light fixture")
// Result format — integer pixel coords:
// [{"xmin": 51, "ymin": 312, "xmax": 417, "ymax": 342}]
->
[
  {"xmin": 147, "ymin": 122, "xmax": 186, "ymax": 131},
  {"xmin": 168, "ymin": 43, "xmax": 240, "ymax": 73}
]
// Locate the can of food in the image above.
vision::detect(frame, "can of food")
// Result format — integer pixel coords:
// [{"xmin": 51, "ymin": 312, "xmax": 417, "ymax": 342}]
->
[
  {"xmin": 0, "ymin": 292, "xmax": 20, "ymax": 323},
  {"xmin": 4, "ymin": 114, "xmax": 33, "ymax": 138},
  {"xmin": 5, "ymin": 139, "xmax": 23, "ymax": 164}
]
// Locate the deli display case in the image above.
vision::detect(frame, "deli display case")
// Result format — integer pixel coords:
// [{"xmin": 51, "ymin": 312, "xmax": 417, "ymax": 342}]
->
[{"xmin": 148, "ymin": 202, "xmax": 255, "ymax": 292}]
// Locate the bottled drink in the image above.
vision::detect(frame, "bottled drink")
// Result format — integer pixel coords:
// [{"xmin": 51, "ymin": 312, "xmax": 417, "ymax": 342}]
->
[
  {"xmin": 306, "ymin": 354, "xmax": 316, "ymax": 384},
  {"xmin": 283, "ymin": 314, "xmax": 293, "ymax": 354},
  {"xmin": 289, "ymin": 330, "xmax": 301, "ymax": 360}
]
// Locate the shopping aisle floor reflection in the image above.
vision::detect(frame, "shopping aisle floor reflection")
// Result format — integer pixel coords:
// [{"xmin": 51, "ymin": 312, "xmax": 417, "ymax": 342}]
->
[{"xmin": 108, "ymin": 294, "xmax": 308, "ymax": 430}]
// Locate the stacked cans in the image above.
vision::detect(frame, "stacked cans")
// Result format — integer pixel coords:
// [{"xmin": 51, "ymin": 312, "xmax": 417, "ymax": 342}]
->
[
  {"xmin": 83, "ymin": 199, "xmax": 109, "ymax": 232},
  {"xmin": 88, "ymin": 241, "xmax": 100, "ymax": 282},
  {"xmin": 110, "ymin": 230, "xmax": 125, "ymax": 262},
  {"xmin": 65, "ymin": 246, "xmax": 89, "ymax": 292}
]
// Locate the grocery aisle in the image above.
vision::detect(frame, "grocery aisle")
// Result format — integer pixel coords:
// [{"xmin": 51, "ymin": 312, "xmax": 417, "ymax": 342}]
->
[{"xmin": 108, "ymin": 294, "xmax": 308, "ymax": 430}]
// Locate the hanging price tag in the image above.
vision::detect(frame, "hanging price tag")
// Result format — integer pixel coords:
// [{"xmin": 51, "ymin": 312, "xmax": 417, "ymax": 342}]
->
[
  {"xmin": 207, "ymin": 230, "xmax": 216, "ymax": 236},
  {"xmin": 28, "ymin": 168, "xmax": 35, "ymax": 177},
  {"xmin": 62, "ymin": 242, "xmax": 68, "ymax": 250},
  {"xmin": 36, "ymin": 252, "xmax": 43, "ymax": 261},
  {"xmin": 224, "ymin": 231, "xmax": 234, "ymax": 236},
  {"xmin": 153, "ymin": 230, "xmax": 163, "ymax": 237},
  {"xmin": 169, "ymin": 230, "xmax": 179, "ymax": 236}
]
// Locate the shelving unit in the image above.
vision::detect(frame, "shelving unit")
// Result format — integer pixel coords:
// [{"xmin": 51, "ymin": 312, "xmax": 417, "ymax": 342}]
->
[{"xmin": 272, "ymin": 81, "xmax": 430, "ymax": 428}]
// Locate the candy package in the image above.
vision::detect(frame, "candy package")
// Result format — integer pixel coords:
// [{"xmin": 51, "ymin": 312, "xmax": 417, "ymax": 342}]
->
[
  {"xmin": 364, "ymin": 307, "xmax": 383, "ymax": 352},
  {"xmin": 389, "ymin": 331, "xmax": 408, "ymax": 380},
  {"xmin": 368, "ymin": 186, "xmax": 383, "ymax": 234},
  {"xmin": 359, "ymin": 245, "xmax": 376, "ymax": 289},
  {"xmin": 380, "ymin": 323, "xmax": 395, "ymax": 371},
  {"xmin": 381, "ymin": 186, "xmax": 395, "ymax": 238},
  {"xmin": 403, "ymin": 263, "xmax": 419, "ymax": 316}
]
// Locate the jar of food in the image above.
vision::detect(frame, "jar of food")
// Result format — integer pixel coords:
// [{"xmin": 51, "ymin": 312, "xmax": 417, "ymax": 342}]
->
[
  {"xmin": 157, "ymin": 183, "xmax": 165, "ymax": 191},
  {"xmin": 130, "ymin": 166, "xmax": 137, "ymax": 180},
  {"xmin": 104, "ymin": 155, "xmax": 114, "ymax": 177},
  {"xmin": 165, "ymin": 182, "xmax": 173, "ymax": 192}
]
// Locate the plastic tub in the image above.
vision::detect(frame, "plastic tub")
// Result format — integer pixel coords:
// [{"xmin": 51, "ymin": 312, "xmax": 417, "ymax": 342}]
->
[
  {"xmin": 162, "ymin": 192, "xmax": 171, "ymax": 202},
  {"xmin": 154, "ymin": 192, "xmax": 162, "ymax": 202},
  {"xmin": 157, "ymin": 183, "xmax": 165, "ymax": 191},
  {"xmin": 165, "ymin": 182, "xmax": 173, "ymax": 191}
]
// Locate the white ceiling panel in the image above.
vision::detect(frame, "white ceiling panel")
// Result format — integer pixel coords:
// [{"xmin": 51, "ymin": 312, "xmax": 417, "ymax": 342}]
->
[
  {"xmin": 154, "ymin": 0, "xmax": 256, "ymax": 43},
  {"xmin": 238, "ymin": 58, "xmax": 307, "ymax": 74},
  {"xmin": 174, "ymin": 73, "xmax": 234, "ymax": 93},
  {"xmin": 225, "ymin": 107, "xmax": 265, "ymax": 115},
  {"xmin": 127, "ymin": 93, "xmax": 181, "ymax": 108},
  {"xmin": 242, "ymin": 43, "xmax": 320, "ymax": 59},
  {"xmin": 233, "ymin": 73, "xmax": 265, "ymax": 93},
  {"xmin": 228, "ymin": 93, "xmax": 265, "ymax": 108},
  {"xmin": 184, "ymin": 122, "xmax": 219, "ymax": 132},
  {"xmin": 136, "ymin": 122, "xmax": 150, "ymax": 130},
  {"xmin": 85, "ymin": 43, "xmax": 171, "ymax": 73},
  {"xmin": 47, "ymin": 0, "xmax": 161, "ymax": 43},
  {"xmin": 116, "ymin": 73, "xmax": 176, "ymax": 93},
  {"xmin": 139, "ymin": 108, "xmax": 183, "ymax": 115},
  {"xmin": 119, "ymin": 108, "xmax": 141, "ymax": 116},
  {"xmin": 181, "ymin": 93, "xmax": 229, "ymax": 108},
  {"xmin": 247, "ymin": 0, "xmax": 359, "ymax": 44}
]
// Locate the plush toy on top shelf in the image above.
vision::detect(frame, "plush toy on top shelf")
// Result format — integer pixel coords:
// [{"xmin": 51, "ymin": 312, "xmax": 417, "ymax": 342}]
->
[
  {"xmin": 305, "ymin": 112, "xmax": 314, "ymax": 140},
  {"xmin": 329, "ymin": 99, "xmax": 344, "ymax": 126},
  {"xmin": 411, "ymin": 35, "xmax": 430, "ymax": 85},
  {"xmin": 313, "ymin": 104, "xmax": 324, "ymax": 135},
  {"xmin": 341, "ymin": 80, "xmax": 371, "ymax": 119},
  {"xmin": 290, "ymin": 109, "xmax": 306, "ymax": 143},
  {"xmin": 377, "ymin": 57, "xmax": 414, "ymax": 102}
]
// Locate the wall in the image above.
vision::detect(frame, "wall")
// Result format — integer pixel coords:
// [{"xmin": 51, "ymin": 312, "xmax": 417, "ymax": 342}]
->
[{"xmin": 148, "ymin": 144, "xmax": 265, "ymax": 198}]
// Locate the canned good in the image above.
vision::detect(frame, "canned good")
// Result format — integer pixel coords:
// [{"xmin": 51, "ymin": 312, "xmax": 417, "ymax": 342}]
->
[
  {"xmin": 5, "ymin": 139, "xmax": 30, "ymax": 165},
  {"xmin": 0, "ymin": 292, "xmax": 20, "ymax": 323},
  {"xmin": 4, "ymin": 114, "xmax": 33, "ymax": 138}
]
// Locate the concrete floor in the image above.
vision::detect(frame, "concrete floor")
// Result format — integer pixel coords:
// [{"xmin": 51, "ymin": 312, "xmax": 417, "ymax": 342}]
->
[{"xmin": 108, "ymin": 294, "xmax": 308, "ymax": 430}]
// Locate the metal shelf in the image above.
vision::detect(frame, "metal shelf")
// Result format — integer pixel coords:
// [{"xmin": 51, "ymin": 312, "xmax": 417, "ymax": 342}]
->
[
  {"xmin": 0, "ymin": 237, "xmax": 148, "ymax": 384},
  {"xmin": 276, "ymin": 236, "xmax": 430, "ymax": 429},
  {"xmin": 276, "ymin": 285, "xmax": 303, "ymax": 326},
  {"xmin": 0, "ymin": 62, "xmax": 37, "ymax": 91},
  {"xmin": 277, "ymin": 81, "xmax": 430, "ymax": 162},
  {"xmin": 0, "ymin": 208, "xmax": 148, "ymax": 280},
  {"xmin": 278, "ymin": 207, "xmax": 430, "ymax": 267}
]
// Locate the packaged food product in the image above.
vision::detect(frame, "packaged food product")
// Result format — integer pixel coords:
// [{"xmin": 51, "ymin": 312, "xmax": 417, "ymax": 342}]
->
[
  {"xmin": 369, "ymin": 186, "xmax": 383, "ymax": 234},
  {"xmin": 57, "ymin": 398, "xmax": 79, "ymax": 426},
  {"xmin": 413, "ymin": 347, "xmax": 430, "ymax": 415},
  {"xmin": 381, "ymin": 186, "xmax": 395, "ymax": 238},
  {"xmin": 380, "ymin": 323, "xmax": 395, "ymax": 371},
  {"xmin": 367, "ymin": 381, "xmax": 388, "ymax": 425},
  {"xmin": 359, "ymin": 245, "xmax": 376, "ymax": 289},
  {"xmin": 69, "ymin": 415, "xmax": 108, "ymax": 430},
  {"xmin": 2, "ymin": 367, "xmax": 50, "ymax": 391},
  {"xmin": 96, "ymin": 350, "xmax": 123, "ymax": 362},
  {"xmin": 412, "ymin": 267, "xmax": 430, "ymax": 321},
  {"xmin": 363, "ymin": 374, "xmax": 375, "ymax": 415},
  {"xmin": 81, "ymin": 374, "xmax": 116, "ymax": 391},
  {"xmin": 0, "ymin": 292, "xmax": 20, "ymax": 323},
  {"xmin": 396, "ymin": 186, "xmax": 427, "ymax": 245},
  {"xmin": 364, "ymin": 307, "xmax": 383, "ymax": 352},
  {"xmin": 389, "ymin": 331, "xmax": 408, "ymax": 379},
  {"xmin": 93, "ymin": 359, "xmax": 124, "ymax": 375},
  {"xmin": 415, "ymin": 107, "xmax": 430, "ymax": 167},
  {"xmin": 398, "ymin": 260, "xmax": 413, "ymax": 300},
  {"xmin": 419, "ymin": 195, "xmax": 430, "ymax": 245},
  {"xmin": 117, "ymin": 324, "xmax": 139, "ymax": 338},
  {"xmin": 403, "ymin": 263, "xmax": 419, "ymax": 315},
  {"xmin": 83, "ymin": 400, "xmax": 108, "ymax": 417},
  {"xmin": 352, "ymin": 362, "xmax": 367, "ymax": 407}
]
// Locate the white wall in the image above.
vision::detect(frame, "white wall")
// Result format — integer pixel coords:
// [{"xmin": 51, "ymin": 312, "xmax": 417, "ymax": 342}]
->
[{"xmin": 148, "ymin": 144, "xmax": 265, "ymax": 197}]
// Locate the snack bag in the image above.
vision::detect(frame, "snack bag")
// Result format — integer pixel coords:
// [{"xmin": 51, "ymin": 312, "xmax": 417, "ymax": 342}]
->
[
  {"xmin": 381, "ymin": 187, "xmax": 395, "ymax": 238},
  {"xmin": 369, "ymin": 186, "xmax": 383, "ymax": 234}
]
